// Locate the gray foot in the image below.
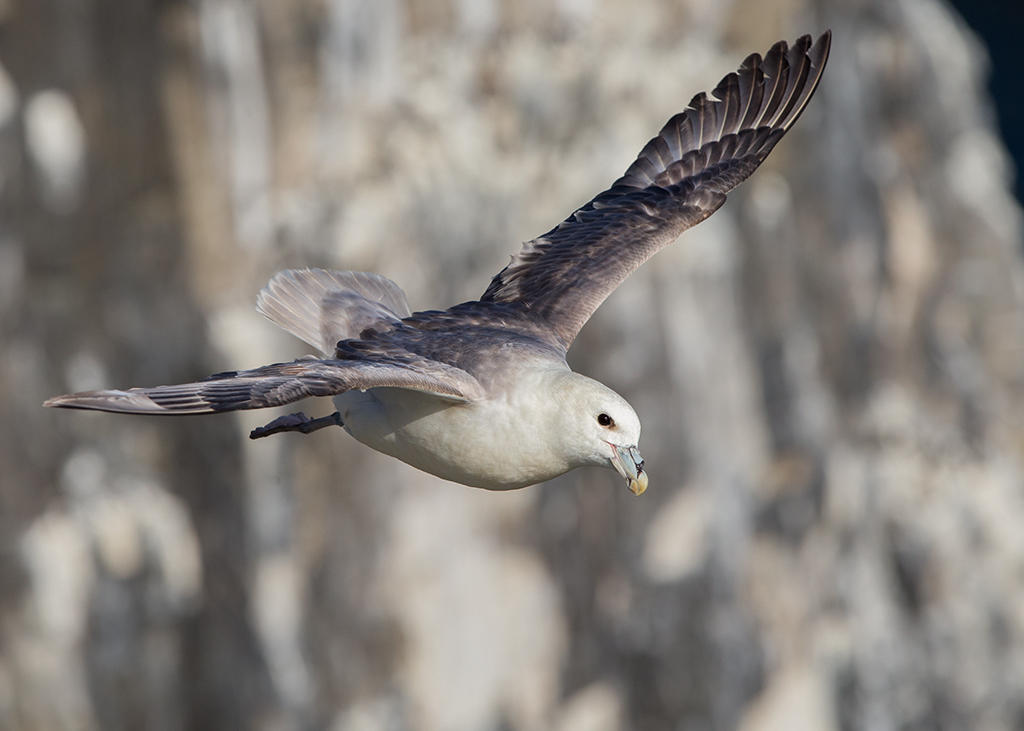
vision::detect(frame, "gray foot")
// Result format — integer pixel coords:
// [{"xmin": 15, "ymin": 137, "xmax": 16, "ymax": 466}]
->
[{"xmin": 249, "ymin": 411, "xmax": 344, "ymax": 439}]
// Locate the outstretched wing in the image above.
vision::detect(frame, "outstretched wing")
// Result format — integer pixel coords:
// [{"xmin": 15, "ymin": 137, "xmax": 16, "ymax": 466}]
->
[
  {"xmin": 44, "ymin": 353, "xmax": 484, "ymax": 415},
  {"xmin": 482, "ymin": 32, "xmax": 830, "ymax": 347}
]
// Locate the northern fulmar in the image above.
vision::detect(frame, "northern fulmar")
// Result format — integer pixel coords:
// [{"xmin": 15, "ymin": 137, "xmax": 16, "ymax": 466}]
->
[{"xmin": 46, "ymin": 32, "xmax": 831, "ymax": 495}]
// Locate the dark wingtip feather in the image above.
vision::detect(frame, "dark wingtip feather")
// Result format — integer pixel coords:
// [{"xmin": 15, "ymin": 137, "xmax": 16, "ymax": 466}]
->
[
  {"xmin": 607, "ymin": 31, "xmax": 831, "ymax": 195},
  {"xmin": 773, "ymin": 30, "xmax": 831, "ymax": 132}
]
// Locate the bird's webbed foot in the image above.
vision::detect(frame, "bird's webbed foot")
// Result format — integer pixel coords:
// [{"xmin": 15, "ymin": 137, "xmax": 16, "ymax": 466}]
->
[{"xmin": 249, "ymin": 411, "xmax": 344, "ymax": 439}]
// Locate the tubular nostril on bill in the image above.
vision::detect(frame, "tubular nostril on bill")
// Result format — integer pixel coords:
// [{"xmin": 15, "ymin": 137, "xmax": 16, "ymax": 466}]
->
[{"xmin": 628, "ymin": 447, "xmax": 644, "ymax": 471}]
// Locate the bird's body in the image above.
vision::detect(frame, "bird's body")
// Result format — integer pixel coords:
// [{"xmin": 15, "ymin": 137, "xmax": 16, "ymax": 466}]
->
[
  {"xmin": 46, "ymin": 33, "xmax": 831, "ymax": 494},
  {"xmin": 338, "ymin": 368, "xmax": 577, "ymax": 490},
  {"xmin": 331, "ymin": 306, "xmax": 636, "ymax": 489}
]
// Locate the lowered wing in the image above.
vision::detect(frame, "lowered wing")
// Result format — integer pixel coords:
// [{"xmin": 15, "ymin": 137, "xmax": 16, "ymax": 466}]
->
[{"xmin": 44, "ymin": 352, "xmax": 484, "ymax": 415}]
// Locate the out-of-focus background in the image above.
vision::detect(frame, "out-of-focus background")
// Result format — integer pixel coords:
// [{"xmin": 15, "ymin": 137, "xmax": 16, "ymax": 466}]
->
[{"xmin": 3, "ymin": 0, "xmax": 1024, "ymax": 729}]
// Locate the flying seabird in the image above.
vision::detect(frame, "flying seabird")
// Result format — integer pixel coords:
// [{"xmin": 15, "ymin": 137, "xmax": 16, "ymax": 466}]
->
[{"xmin": 45, "ymin": 32, "xmax": 831, "ymax": 495}]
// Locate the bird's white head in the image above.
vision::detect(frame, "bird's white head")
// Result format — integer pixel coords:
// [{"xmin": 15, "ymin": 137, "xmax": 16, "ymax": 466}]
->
[{"xmin": 551, "ymin": 372, "xmax": 648, "ymax": 495}]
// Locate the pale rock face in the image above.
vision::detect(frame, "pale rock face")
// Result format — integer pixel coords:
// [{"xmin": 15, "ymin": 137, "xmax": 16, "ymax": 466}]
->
[
  {"xmin": 6, "ymin": 0, "xmax": 1024, "ymax": 730},
  {"xmin": 23, "ymin": 90, "xmax": 85, "ymax": 212},
  {"xmin": 374, "ymin": 487, "xmax": 566, "ymax": 731},
  {"xmin": 0, "ymin": 61, "xmax": 17, "ymax": 129}
]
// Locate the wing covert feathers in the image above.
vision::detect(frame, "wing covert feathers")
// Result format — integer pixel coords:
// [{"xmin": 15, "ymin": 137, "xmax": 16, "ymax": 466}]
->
[{"xmin": 482, "ymin": 32, "xmax": 830, "ymax": 348}]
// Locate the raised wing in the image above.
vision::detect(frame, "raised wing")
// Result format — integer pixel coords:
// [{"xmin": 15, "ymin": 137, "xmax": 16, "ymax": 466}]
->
[
  {"xmin": 257, "ymin": 268, "xmax": 412, "ymax": 355},
  {"xmin": 482, "ymin": 32, "xmax": 830, "ymax": 347},
  {"xmin": 43, "ymin": 353, "xmax": 484, "ymax": 415}
]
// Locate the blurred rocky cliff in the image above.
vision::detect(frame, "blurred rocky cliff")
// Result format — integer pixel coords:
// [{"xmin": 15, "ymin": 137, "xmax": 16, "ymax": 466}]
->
[{"xmin": 3, "ymin": 0, "xmax": 1024, "ymax": 729}]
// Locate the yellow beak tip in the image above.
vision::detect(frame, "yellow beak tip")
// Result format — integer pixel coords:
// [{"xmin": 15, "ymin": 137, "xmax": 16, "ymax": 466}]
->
[{"xmin": 629, "ymin": 472, "xmax": 649, "ymax": 496}]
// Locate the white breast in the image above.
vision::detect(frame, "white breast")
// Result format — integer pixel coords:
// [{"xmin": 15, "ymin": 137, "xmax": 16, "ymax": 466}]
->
[{"xmin": 334, "ymin": 372, "xmax": 572, "ymax": 490}]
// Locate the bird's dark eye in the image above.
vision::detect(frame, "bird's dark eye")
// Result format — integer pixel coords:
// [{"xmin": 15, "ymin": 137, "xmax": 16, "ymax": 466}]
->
[{"xmin": 597, "ymin": 413, "xmax": 614, "ymax": 427}]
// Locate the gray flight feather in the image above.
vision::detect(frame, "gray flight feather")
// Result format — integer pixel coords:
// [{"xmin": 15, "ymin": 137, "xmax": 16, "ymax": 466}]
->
[{"xmin": 44, "ymin": 353, "xmax": 484, "ymax": 414}]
